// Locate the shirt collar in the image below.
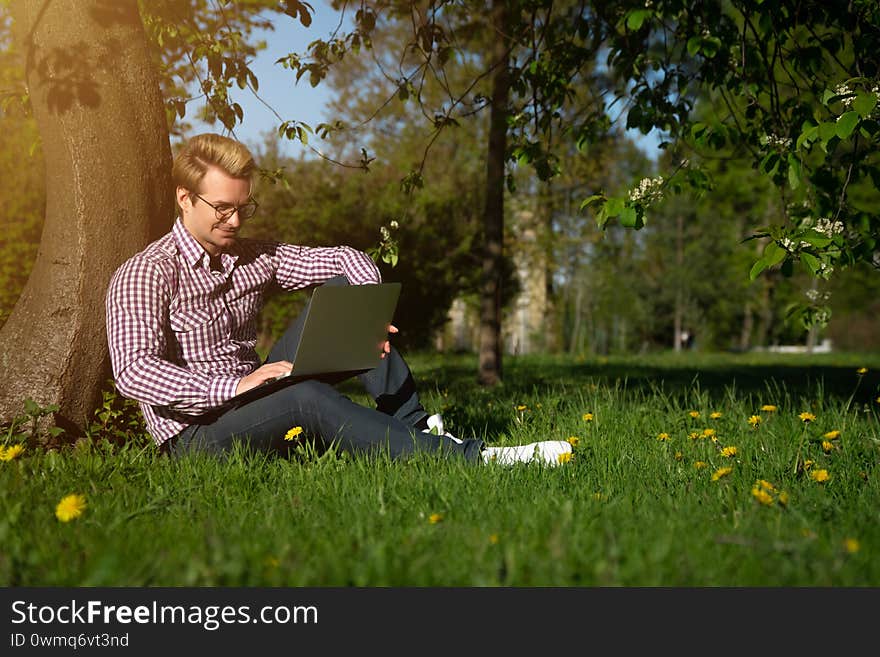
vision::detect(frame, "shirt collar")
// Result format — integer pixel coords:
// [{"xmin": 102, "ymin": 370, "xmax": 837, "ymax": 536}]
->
[{"xmin": 172, "ymin": 217, "xmax": 240, "ymax": 272}]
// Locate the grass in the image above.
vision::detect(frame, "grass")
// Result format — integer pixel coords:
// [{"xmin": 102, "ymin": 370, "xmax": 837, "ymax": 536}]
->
[{"xmin": 1, "ymin": 350, "xmax": 879, "ymax": 586}]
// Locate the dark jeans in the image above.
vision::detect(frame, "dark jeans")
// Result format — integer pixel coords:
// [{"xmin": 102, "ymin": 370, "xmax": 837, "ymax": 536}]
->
[{"xmin": 168, "ymin": 277, "xmax": 484, "ymax": 462}]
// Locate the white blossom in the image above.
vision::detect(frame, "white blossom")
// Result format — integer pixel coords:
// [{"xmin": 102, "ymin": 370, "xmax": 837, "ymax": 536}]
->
[
  {"xmin": 628, "ymin": 176, "xmax": 664, "ymax": 204},
  {"xmin": 765, "ymin": 134, "xmax": 791, "ymax": 151},
  {"xmin": 835, "ymin": 83, "xmax": 855, "ymax": 108},
  {"xmin": 814, "ymin": 217, "xmax": 844, "ymax": 237}
]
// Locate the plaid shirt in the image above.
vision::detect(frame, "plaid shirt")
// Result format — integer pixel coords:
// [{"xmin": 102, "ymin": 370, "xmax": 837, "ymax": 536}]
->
[{"xmin": 105, "ymin": 218, "xmax": 381, "ymax": 446}]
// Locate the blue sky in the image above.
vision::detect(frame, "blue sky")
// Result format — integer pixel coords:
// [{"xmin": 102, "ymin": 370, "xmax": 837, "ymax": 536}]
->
[{"xmin": 189, "ymin": 3, "xmax": 347, "ymax": 158}]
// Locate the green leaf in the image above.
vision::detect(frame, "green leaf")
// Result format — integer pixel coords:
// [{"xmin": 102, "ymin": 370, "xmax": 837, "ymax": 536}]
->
[
  {"xmin": 764, "ymin": 241, "xmax": 786, "ymax": 265},
  {"xmin": 818, "ymin": 121, "xmax": 838, "ymax": 142},
  {"xmin": 626, "ymin": 9, "xmax": 652, "ymax": 30},
  {"xmin": 787, "ymin": 155, "xmax": 802, "ymax": 190},
  {"xmin": 853, "ymin": 92, "xmax": 878, "ymax": 119},
  {"xmin": 835, "ymin": 111, "xmax": 860, "ymax": 139},
  {"xmin": 801, "ymin": 252, "xmax": 819, "ymax": 274},
  {"xmin": 619, "ymin": 206, "xmax": 638, "ymax": 228},
  {"xmin": 579, "ymin": 194, "xmax": 604, "ymax": 211},
  {"xmin": 687, "ymin": 36, "xmax": 702, "ymax": 56},
  {"xmin": 801, "ymin": 233, "xmax": 832, "ymax": 248},
  {"xmin": 796, "ymin": 124, "xmax": 818, "ymax": 150},
  {"xmin": 702, "ymin": 37, "xmax": 721, "ymax": 58},
  {"xmin": 749, "ymin": 258, "xmax": 768, "ymax": 281},
  {"xmin": 605, "ymin": 197, "xmax": 624, "ymax": 217},
  {"xmin": 759, "ymin": 152, "xmax": 780, "ymax": 176}
]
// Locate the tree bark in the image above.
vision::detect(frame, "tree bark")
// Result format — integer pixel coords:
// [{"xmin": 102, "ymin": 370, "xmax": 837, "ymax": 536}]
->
[
  {"xmin": 1, "ymin": 0, "xmax": 173, "ymax": 434},
  {"xmin": 478, "ymin": 0, "xmax": 511, "ymax": 387},
  {"xmin": 673, "ymin": 213, "xmax": 683, "ymax": 352}
]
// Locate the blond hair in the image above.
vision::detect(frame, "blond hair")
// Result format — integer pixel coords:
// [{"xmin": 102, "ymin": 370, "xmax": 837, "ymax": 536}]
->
[{"xmin": 172, "ymin": 133, "xmax": 257, "ymax": 194}]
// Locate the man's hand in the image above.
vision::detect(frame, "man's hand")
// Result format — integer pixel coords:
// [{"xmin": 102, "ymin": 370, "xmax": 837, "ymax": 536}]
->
[
  {"xmin": 380, "ymin": 324, "xmax": 398, "ymax": 359},
  {"xmin": 235, "ymin": 360, "xmax": 293, "ymax": 395}
]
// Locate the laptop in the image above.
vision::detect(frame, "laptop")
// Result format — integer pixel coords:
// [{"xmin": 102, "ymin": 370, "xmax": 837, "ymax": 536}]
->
[{"xmin": 223, "ymin": 282, "xmax": 402, "ymax": 408}]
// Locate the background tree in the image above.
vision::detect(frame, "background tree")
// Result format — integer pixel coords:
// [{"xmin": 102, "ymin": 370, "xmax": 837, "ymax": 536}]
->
[
  {"xmin": 585, "ymin": 0, "xmax": 880, "ymax": 339},
  {"xmin": 0, "ymin": 11, "xmax": 42, "ymax": 328}
]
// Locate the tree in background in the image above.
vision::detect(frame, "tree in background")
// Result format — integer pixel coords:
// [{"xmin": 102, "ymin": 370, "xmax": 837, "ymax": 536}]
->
[
  {"xmin": 585, "ymin": 0, "xmax": 880, "ymax": 340},
  {"xmin": 0, "ymin": 12, "xmax": 42, "ymax": 328}
]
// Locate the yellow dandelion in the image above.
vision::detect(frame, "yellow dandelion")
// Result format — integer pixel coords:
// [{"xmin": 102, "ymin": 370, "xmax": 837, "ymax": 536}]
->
[
  {"xmin": 284, "ymin": 426, "xmax": 303, "ymax": 441},
  {"xmin": 720, "ymin": 446, "xmax": 738, "ymax": 458},
  {"xmin": 428, "ymin": 513, "xmax": 444, "ymax": 524},
  {"xmin": 876, "ymin": 396, "xmax": 880, "ymax": 404},
  {"xmin": 489, "ymin": 534, "xmax": 499, "ymax": 545},
  {"xmin": 810, "ymin": 469, "xmax": 830, "ymax": 483},
  {"xmin": 823, "ymin": 430, "xmax": 841, "ymax": 440},
  {"xmin": 751, "ymin": 486, "xmax": 774, "ymax": 506},
  {"xmin": 803, "ymin": 459, "xmax": 814, "ymax": 470},
  {"xmin": 748, "ymin": 415, "xmax": 761, "ymax": 427},
  {"xmin": 843, "ymin": 538, "xmax": 860, "ymax": 554},
  {"xmin": 688, "ymin": 410, "xmax": 701, "ymax": 419},
  {"xmin": 761, "ymin": 404, "xmax": 778, "ymax": 412},
  {"xmin": 558, "ymin": 452, "xmax": 573, "ymax": 464},
  {"xmin": 656, "ymin": 432, "xmax": 670, "ymax": 441},
  {"xmin": 777, "ymin": 491, "xmax": 789, "ymax": 507},
  {"xmin": 0, "ymin": 444, "xmax": 24, "ymax": 461},
  {"xmin": 757, "ymin": 479, "xmax": 777, "ymax": 493},
  {"xmin": 566, "ymin": 436, "xmax": 580, "ymax": 447},
  {"xmin": 674, "ymin": 451, "xmax": 683, "ymax": 461},
  {"xmin": 821, "ymin": 440, "xmax": 835, "ymax": 453},
  {"xmin": 702, "ymin": 428, "xmax": 716, "ymax": 438},
  {"xmin": 709, "ymin": 412, "xmax": 723, "ymax": 419},
  {"xmin": 711, "ymin": 466, "xmax": 733, "ymax": 481},
  {"xmin": 516, "ymin": 404, "xmax": 528, "ymax": 412},
  {"xmin": 582, "ymin": 412, "xmax": 594, "ymax": 422},
  {"xmin": 856, "ymin": 367, "xmax": 868, "ymax": 375},
  {"xmin": 592, "ymin": 492, "xmax": 604, "ymax": 501},
  {"xmin": 55, "ymin": 494, "xmax": 86, "ymax": 522},
  {"xmin": 688, "ymin": 431, "xmax": 700, "ymax": 441},
  {"xmin": 799, "ymin": 412, "xmax": 816, "ymax": 423},
  {"xmin": 694, "ymin": 461, "xmax": 708, "ymax": 469}
]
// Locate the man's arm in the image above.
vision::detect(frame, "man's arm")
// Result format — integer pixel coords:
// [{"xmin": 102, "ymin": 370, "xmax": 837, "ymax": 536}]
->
[
  {"xmin": 271, "ymin": 244, "xmax": 381, "ymax": 290},
  {"xmin": 105, "ymin": 258, "xmax": 240, "ymax": 414}
]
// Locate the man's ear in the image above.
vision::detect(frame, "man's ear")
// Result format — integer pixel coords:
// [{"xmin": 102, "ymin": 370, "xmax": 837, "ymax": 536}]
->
[{"xmin": 175, "ymin": 186, "xmax": 191, "ymax": 213}]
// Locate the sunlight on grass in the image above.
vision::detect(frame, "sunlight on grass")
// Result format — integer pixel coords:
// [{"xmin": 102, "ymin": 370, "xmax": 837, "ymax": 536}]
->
[{"xmin": 1, "ymin": 351, "xmax": 878, "ymax": 586}]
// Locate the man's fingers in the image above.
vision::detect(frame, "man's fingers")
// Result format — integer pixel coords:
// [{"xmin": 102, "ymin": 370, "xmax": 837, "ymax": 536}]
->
[{"xmin": 388, "ymin": 324, "xmax": 399, "ymax": 334}]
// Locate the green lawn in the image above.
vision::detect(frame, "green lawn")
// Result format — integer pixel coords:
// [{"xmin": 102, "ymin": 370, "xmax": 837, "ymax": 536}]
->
[{"xmin": 2, "ymin": 351, "xmax": 879, "ymax": 586}]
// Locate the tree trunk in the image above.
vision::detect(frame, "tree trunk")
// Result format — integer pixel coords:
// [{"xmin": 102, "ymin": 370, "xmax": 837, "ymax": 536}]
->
[
  {"xmin": 673, "ymin": 213, "xmax": 683, "ymax": 352},
  {"xmin": 739, "ymin": 300, "xmax": 753, "ymax": 351},
  {"xmin": 1, "ymin": 0, "xmax": 173, "ymax": 434},
  {"xmin": 478, "ymin": 0, "xmax": 510, "ymax": 386}
]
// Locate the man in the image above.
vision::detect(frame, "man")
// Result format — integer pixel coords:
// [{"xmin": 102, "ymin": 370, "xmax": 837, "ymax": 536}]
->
[{"xmin": 105, "ymin": 133, "xmax": 572, "ymax": 466}]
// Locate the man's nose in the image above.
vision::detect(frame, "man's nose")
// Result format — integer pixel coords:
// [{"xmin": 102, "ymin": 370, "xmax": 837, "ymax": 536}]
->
[{"xmin": 225, "ymin": 210, "xmax": 242, "ymax": 228}]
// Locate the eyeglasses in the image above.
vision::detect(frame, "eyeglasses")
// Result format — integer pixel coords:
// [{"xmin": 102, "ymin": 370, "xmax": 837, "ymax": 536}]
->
[{"xmin": 191, "ymin": 192, "xmax": 259, "ymax": 222}]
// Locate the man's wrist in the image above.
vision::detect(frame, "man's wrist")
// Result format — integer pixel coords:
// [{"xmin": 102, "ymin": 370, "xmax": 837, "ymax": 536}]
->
[{"xmin": 208, "ymin": 376, "xmax": 241, "ymax": 406}]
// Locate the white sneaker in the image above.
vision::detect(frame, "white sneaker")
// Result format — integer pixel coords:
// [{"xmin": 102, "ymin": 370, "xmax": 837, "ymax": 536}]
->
[
  {"xmin": 422, "ymin": 413, "xmax": 463, "ymax": 444},
  {"xmin": 482, "ymin": 441, "xmax": 573, "ymax": 466}
]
